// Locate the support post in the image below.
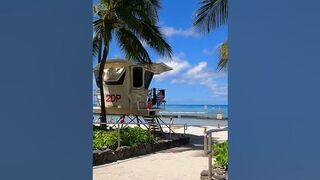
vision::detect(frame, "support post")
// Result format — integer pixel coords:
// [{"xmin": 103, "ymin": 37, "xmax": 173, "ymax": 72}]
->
[
  {"xmin": 208, "ymin": 133, "xmax": 212, "ymax": 179},
  {"xmin": 117, "ymin": 123, "xmax": 120, "ymax": 148},
  {"xmin": 169, "ymin": 123, "xmax": 172, "ymax": 139},
  {"xmin": 204, "ymin": 134, "xmax": 207, "ymax": 154},
  {"xmin": 157, "ymin": 116, "xmax": 175, "ymax": 133},
  {"xmin": 204, "ymin": 127, "xmax": 208, "ymax": 154}
]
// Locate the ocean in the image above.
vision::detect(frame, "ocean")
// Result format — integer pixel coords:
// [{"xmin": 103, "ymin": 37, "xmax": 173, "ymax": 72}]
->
[
  {"xmin": 93, "ymin": 104, "xmax": 228, "ymax": 126},
  {"xmin": 159, "ymin": 104, "xmax": 228, "ymax": 117}
]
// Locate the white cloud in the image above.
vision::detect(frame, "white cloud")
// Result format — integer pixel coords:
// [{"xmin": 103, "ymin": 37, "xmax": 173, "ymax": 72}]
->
[
  {"xmin": 186, "ymin": 61, "xmax": 207, "ymax": 76},
  {"xmin": 171, "ymin": 61, "xmax": 227, "ymax": 98},
  {"xmin": 153, "ymin": 53, "xmax": 191, "ymax": 81},
  {"xmin": 161, "ymin": 26, "xmax": 200, "ymax": 38},
  {"xmin": 153, "ymin": 52, "xmax": 227, "ymax": 99}
]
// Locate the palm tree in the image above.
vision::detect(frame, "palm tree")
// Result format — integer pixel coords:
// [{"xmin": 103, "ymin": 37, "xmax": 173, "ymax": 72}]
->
[
  {"xmin": 193, "ymin": 0, "xmax": 228, "ymax": 70},
  {"xmin": 217, "ymin": 41, "xmax": 228, "ymax": 71},
  {"xmin": 93, "ymin": 0, "xmax": 172, "ymax": 124}
]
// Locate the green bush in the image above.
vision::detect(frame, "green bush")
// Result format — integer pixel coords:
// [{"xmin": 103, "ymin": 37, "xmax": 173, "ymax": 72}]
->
[
  {"xmin": 212, "ymin": 141, "xmax": 228, "ymax": 169},
  {"xmin": 93, "ymin": 127, "xmax": 156, "ymax": 150}
]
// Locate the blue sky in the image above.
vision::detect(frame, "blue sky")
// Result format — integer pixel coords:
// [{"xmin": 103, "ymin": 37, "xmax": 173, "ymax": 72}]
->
[{"xmin": 93, "ymin": 0, "xmax": 228, "ymax": 105}]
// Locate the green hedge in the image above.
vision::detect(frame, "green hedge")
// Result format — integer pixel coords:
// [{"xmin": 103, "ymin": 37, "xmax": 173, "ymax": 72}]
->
[
  {"xmin": 93, "ymin": 126, "xmax": 156, "ymax": 150},
  {"xmin": 212, "ymin": 141, "xmax": 228, "ymax": 169}
]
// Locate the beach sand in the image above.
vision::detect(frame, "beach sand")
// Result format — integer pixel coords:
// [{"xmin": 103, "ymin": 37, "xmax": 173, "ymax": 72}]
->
[{"xmin": 93, "ymin": 125, "xmax": 228, "ymax": 180}]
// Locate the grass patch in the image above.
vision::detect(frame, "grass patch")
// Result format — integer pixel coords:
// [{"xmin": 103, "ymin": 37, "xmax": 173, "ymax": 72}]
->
[
  {"xmin": 93, "ymin": 126, "xmax": 156, "ymax": 150},
  {"xmin": 212, "ymin": 141, "xmax": 228, "ymax": 169}
]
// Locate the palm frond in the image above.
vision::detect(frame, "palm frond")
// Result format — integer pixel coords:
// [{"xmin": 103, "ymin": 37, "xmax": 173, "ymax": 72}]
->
[
  {"xmin": 115, "ymin": 9, "xmax": 172, "ymax": 58},
  {"xmin": 193, "ymin": 0, "xmax": 228, "ymax": 33},
  {"xmin": 134, "ymin": 22, "xmax": 172, "ymax": 58},
  {"xmin": 217, "ymin": 40, "xmax": 228, "ymax": 71},
  {"xmin": 115, "ymin": 0, "xmax": 159, "ymax": 24},
  {"xmin": 93, "ymin": 33, "xmax": 102, "ymax": 57},
  {"xmin": 94, "ymin": 0, "xmax": 170, "ymax": 64},
  {"xmin": 93, "ymin": 18, "xmax": 104, "ymax": 57},
  {"xmin": 115, "ymin": 27, "xmax": 152, "ymax": 63}
]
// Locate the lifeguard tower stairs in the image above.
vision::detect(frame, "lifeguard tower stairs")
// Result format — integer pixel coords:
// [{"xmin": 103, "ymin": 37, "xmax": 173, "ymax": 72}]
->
[{"xmin": 93, "ymin": 89, "xmax": 173, "ymax": 134}]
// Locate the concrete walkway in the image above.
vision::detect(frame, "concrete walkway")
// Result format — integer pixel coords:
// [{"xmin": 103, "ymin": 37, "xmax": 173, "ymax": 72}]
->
[{"xmin": 93, "ymin": 126, "xmax": 227, "ymax": 180}]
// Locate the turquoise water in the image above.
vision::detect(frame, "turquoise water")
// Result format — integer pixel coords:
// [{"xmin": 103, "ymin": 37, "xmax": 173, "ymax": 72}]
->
[
  {"xmin": 159, "ymin": 104, "xmax": 228, "ymax": 118},
  {"xmin": 93, "ymin": 104, "xmax": 228, "ymax": 126}
]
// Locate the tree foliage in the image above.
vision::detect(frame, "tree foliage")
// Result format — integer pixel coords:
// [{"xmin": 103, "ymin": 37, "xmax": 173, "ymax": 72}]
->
[
  {"xmin": 193, "ymin": 0, "xmax": 228, "ymax": 70},
  {"xmin": 92, "ymin": 0, "xmax": 172, "ymax": 122}
]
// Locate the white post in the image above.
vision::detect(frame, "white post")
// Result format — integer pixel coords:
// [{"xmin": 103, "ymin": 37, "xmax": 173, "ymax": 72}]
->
[
  {"xmin": 117, "ymin": 123, "xmax": 120, "ymax": 148},
  {"xmin": 208, "ymin": 133, "xmax": 212, "ymax": 179},
  {"xmin": 169, "ymin": 117, "xmax": 173, "ymax": 139},
  {"xmin": 169, "ymin": 124, "xmax": 171, "ymax": 139},
  {"xmin": 204, "ymin": 127, "xmax": 207, "ymax": 154}
]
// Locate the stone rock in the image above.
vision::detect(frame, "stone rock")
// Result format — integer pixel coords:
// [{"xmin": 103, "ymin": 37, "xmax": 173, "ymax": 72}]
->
[
  {"xmin": 93, "ymin": 150, "xmax": 101, "ymax": 166},
  {"xmin": 122, "ymin": 146, "xmax": 132, "ymax": 159},
  {"xmin": 115, "ymin": 146, "xmax": 130, "ymax": 160},
  {"xmin": 131, "ymin": 145, "xmax": 147, "ymax": 156},
  {"xmin": 153, "ymin": 141, "xmax": 166, "ymax": 151},
  {"xmin": 180, "ymin": 137, "xmax": 190, "ymax": 144},
  {"xmin": 201, "ymin": 170, "xmax": 209, "ymax": 176},
  {"xmin": 200, "ymin": 176, "xmax": 210, "ymax": 180},
  {"xmin": 212, "ymin": 174, "xmax": 226, "ymax": 180},
  {"xmin": 200, "ymin": 168, "xmax": 228, "ymax": 180},
  {"xmin": 164, "ymin": 141, "xmax": 171, "ymax": 148},
  {"xmin": 139, "ymin": 144, "xmax": 147, "ymax": 155},
  {"xmin": 106, "ymin": 151, "xmax": 117, "ymax": 162},
  {"xmin": 172, "ymin": 139, "xmax": 181, "ymax": 147},
  {"xmin": 99, "ymin": 148, "xmax": 113, "ymax": 164},
  {"xmin": 145, "ymin": 143, "xmax": 153, "ymax": 153},
  {"xmin": 130, "ymin": 146, "xmax": 140, "ymax": 157},
  {"xmin": 93, "ymin": 135, "xmax": 192, "ymax": 166}
]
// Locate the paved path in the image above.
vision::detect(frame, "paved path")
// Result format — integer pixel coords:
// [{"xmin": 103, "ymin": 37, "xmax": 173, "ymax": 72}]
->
[{"xmin": 93, "ymin": 126, "xmax": 227, "ymax": 180}]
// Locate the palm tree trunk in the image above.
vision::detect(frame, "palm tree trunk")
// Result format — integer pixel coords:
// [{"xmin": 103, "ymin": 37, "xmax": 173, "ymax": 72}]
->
[
  {"xmin": 98, "ymin": 42, "xmax": 109, "ymax": 126},
  {"xmin": 97, "ymin": 36, "xmax": 102, "ymax": 63}
]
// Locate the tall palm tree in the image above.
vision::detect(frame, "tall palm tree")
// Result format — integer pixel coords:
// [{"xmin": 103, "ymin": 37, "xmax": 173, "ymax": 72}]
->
[
  {"xmin": 93, "ymin": 0, "xmax": 172, "ymax": 124},
  {"xmin": 193, "ymin": 0, "xmax": 228, "ymax": 71}
]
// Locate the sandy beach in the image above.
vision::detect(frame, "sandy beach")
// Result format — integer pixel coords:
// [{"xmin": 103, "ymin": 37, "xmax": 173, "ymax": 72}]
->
[{"xmin": 93, "ymin": 125, "xmax": 228, "ymax": 180}]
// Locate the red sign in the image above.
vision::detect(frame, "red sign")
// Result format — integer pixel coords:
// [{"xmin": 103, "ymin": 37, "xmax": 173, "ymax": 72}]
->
[{"xmin": 106, "ymin": 94, "xmax": 121, "ymax": 102}]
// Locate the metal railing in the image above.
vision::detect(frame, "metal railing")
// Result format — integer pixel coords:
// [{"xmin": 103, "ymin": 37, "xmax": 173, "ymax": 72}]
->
[{"xmin": 203, "ymin": 127, "xmax": 228, "ymax": 179}]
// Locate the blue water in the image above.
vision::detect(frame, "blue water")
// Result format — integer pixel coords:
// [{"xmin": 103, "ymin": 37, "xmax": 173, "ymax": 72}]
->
[
  {"xmin": 93, "ymin": 104, "xmax": 228, "ymax": 126},
  {"xmin": 159, "ymin": 104, "xmax": 228, "ymax": 118}
]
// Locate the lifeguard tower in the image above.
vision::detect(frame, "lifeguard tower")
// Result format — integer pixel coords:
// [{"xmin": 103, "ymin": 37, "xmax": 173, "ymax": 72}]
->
[{"xmin": 93, "ymin": 59, "xmax": 173, "ymax": 133}]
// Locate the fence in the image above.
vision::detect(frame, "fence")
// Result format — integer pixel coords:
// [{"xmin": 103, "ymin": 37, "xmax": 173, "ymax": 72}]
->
[{"xmin": 203, "ymin": 127, "xmax": 228, "ymax": 179}]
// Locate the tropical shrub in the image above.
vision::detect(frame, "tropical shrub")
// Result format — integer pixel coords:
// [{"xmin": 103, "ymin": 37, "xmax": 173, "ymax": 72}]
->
[
  {"xmin": 93, "ymin": 126, "xmax": 155, "ymax": 150},
  {"xmin": 212, "ymin": 141, "xmax": 228, "ymax": 169}
]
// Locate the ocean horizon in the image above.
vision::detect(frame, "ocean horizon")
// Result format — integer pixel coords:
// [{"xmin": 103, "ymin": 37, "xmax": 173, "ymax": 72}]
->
[
  {"xmin": 159, "ymin": 104, "xmax": 228, "ymax": 117},
  {"xmin": 93, "ymin": 104, "xmax": 228, "ymax": 126}
]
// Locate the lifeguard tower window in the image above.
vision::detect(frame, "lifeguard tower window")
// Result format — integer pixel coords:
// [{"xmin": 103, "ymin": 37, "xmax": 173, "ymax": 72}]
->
[
  {"xmin": 132, "ymin": 67, "xmax": 143, "ymax": 88},
  {"xmin": 144, "ymin": 71, "xmax": 154, "ymax": 89},
  {"xmin": 103, "ymin": 67, "xmax": 125, "ymax": 85},
  {"xmin": 105, "ymin": 72, "xmax": 126, "ymax": 85}
]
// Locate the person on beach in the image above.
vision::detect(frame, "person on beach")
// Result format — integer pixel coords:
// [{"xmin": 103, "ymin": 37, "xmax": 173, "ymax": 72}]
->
[
  {"xmin": 119, "ymin": 115, "xmax": 125, "ymax": 128},
  {"xmin": 169, "ymin": 116, "xmax": 174, "ymax": 133},
  {"xmin": 170, "ymin": 116, "xmax": 174, "ymax": 125},
  {"xmin": 146, "ymin": 98, "xmax": 152, "ymax": 109}
]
